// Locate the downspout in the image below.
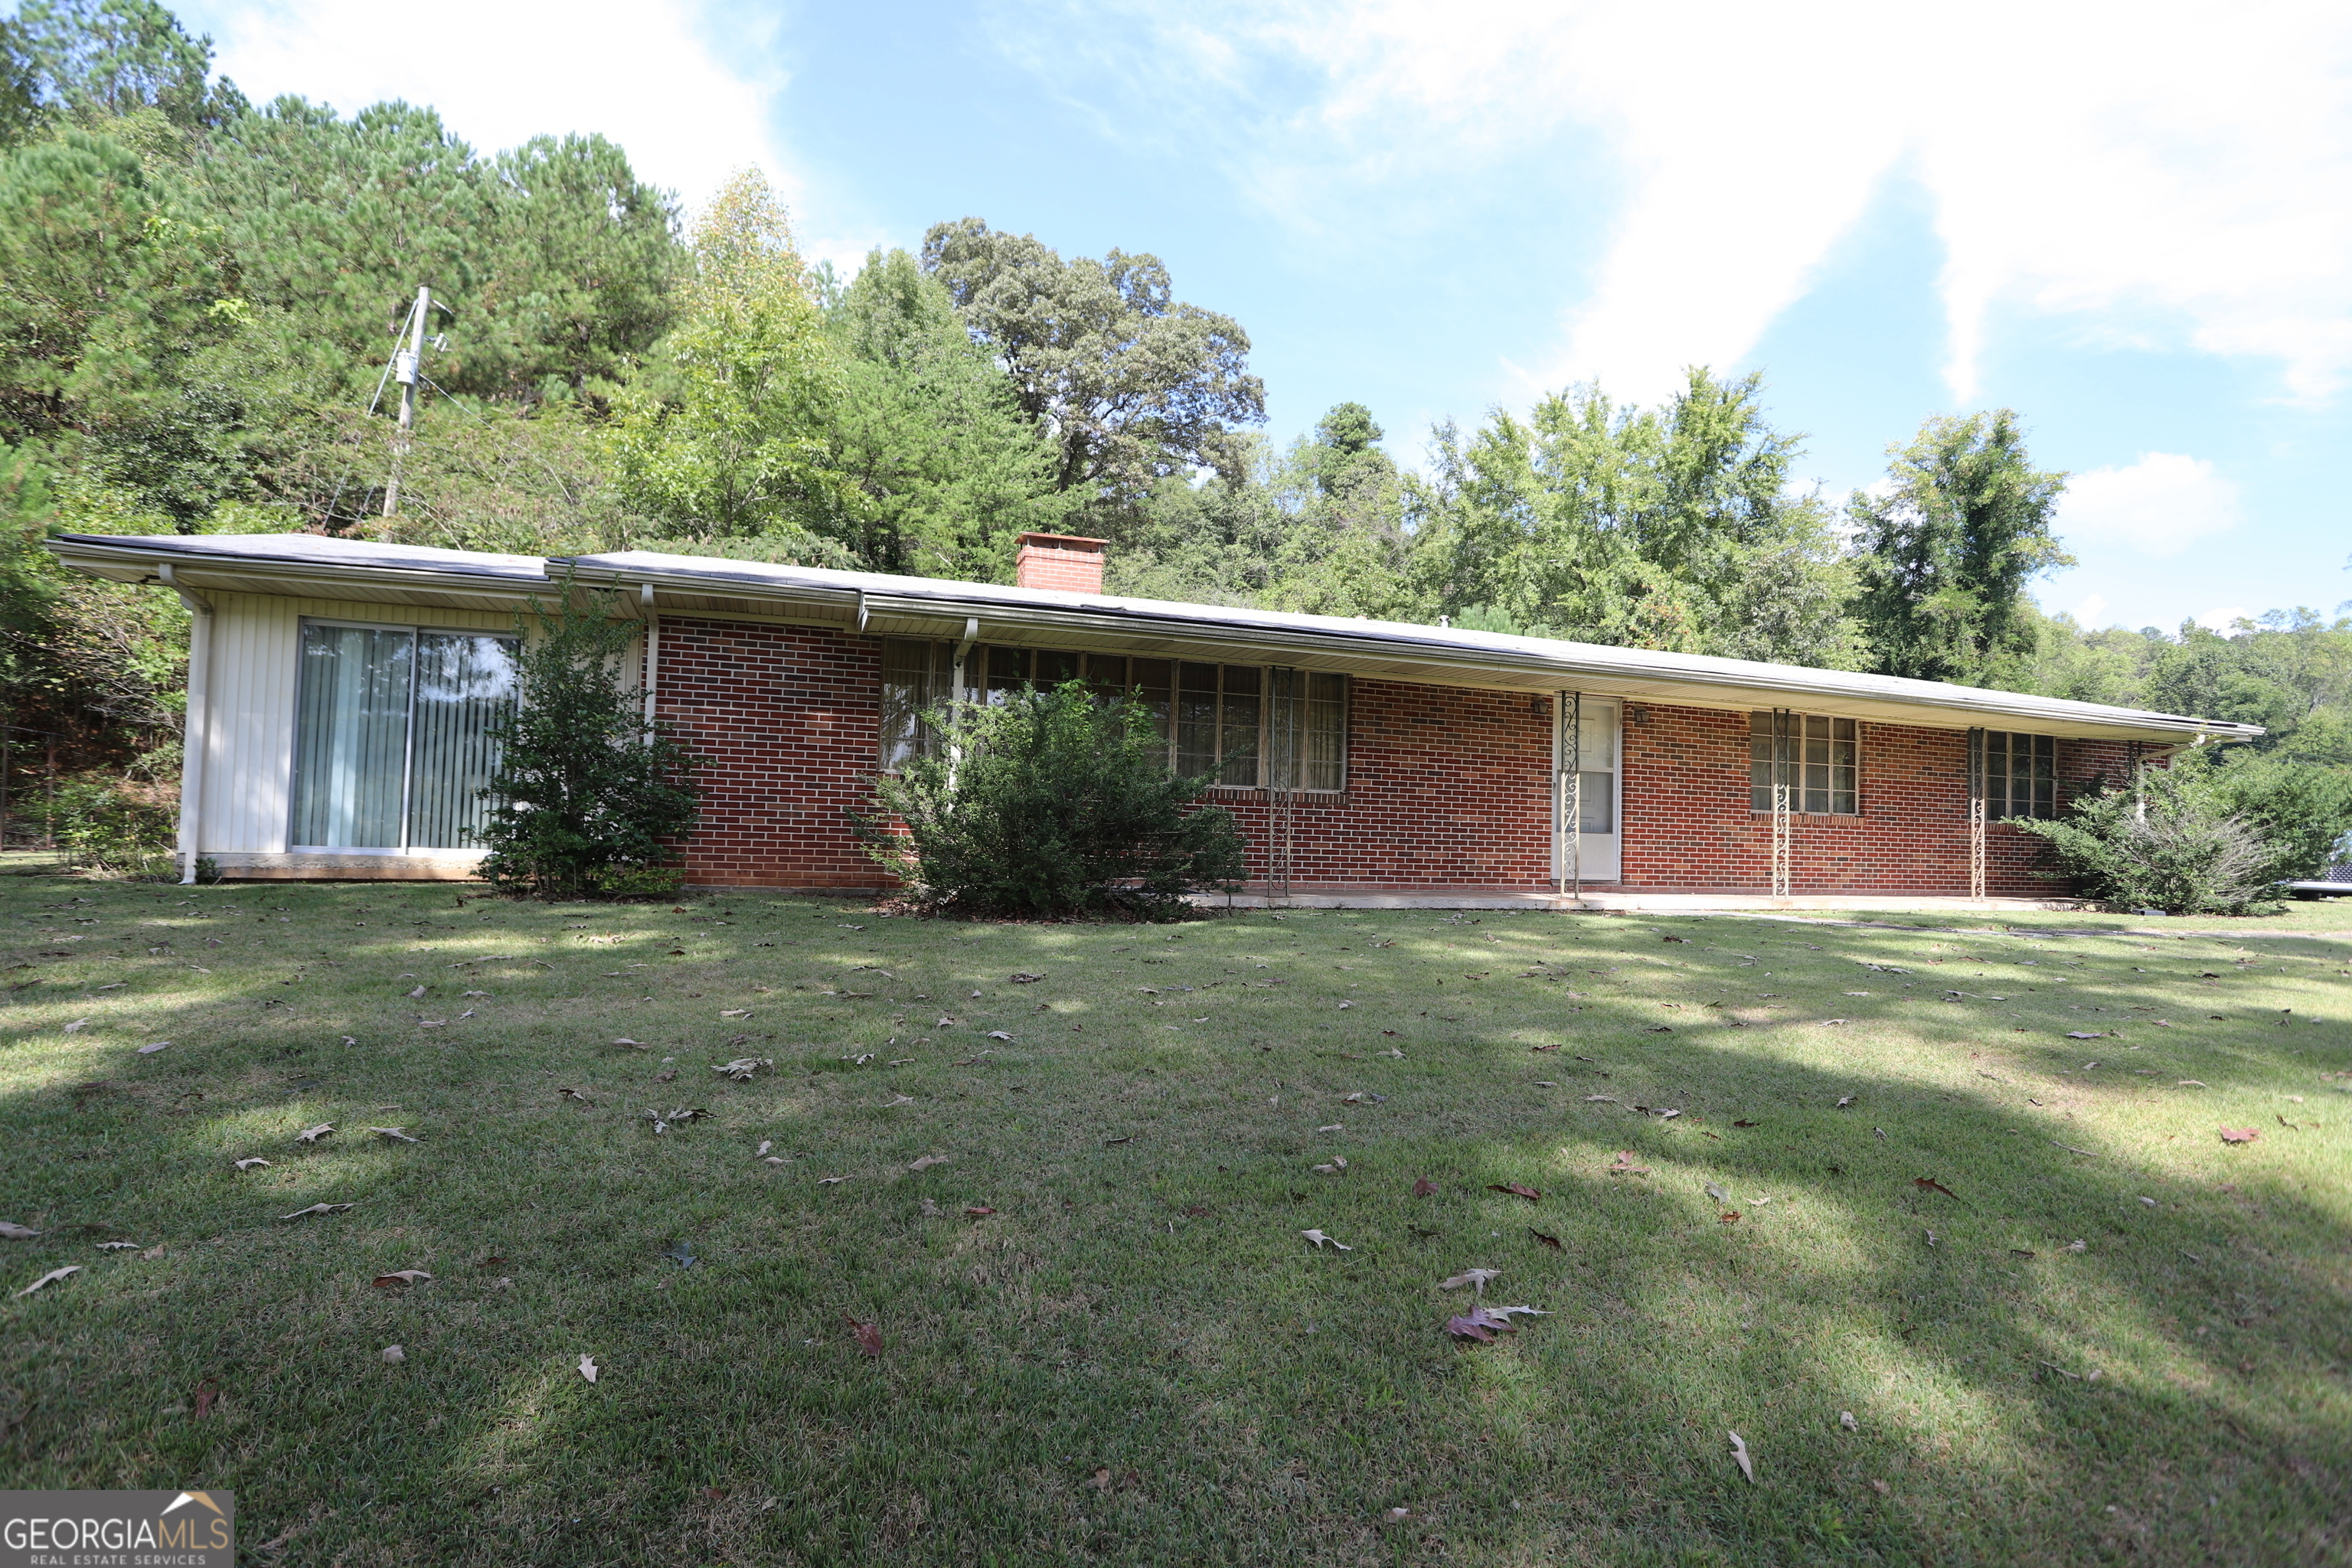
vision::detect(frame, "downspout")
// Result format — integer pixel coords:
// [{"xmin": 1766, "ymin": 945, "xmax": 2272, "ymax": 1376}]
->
[
  {"xmin": 160, "ymin": 564, "xmax": 212, "ymax": 885},
  {"xmin": 640, "ymin": 582, "xmax": 659, "ymax": 730},
  {"xmin": 948, "ymin": 617, "xmax": 978, "ymax": 794}
]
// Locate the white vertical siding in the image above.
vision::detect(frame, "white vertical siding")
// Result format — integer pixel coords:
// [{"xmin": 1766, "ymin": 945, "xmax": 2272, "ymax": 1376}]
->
[{"xmin": 194, "ymin": 593, "xmax": 521, "ymax": 854}]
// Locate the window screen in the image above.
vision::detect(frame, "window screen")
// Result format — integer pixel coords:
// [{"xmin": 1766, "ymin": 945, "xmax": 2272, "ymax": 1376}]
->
[
  {"xmin": 291, "ymin": 623, "xmax": 518, "ymax": 850},
  {"xmin": 1981, "ymin": 730, "xmax": 2057, "ymax": 819},
  {"xmin": 878, "ymin": 642, "xmax": 1343, "ymax": 789},
  {"xmin": 1750, "ymin": 712, "xmax": 1859, "ymax": 815}
]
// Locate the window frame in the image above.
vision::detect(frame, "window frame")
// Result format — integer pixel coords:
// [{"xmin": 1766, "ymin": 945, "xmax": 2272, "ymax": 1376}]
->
[
  {"xmin": 1979, "ymin": 730, "xmax": 2059, "ymax": 820},
  {"xmin": 287, "ymin": 616, "xmax": 521, "ymax": 854},
  {"xmin": 1749, "ymin": 711, "xmax": 1861, "ymax": 816},
  {"xmin": 876, "ymin": 640, "xmax": 1348, "ymax": 794}
]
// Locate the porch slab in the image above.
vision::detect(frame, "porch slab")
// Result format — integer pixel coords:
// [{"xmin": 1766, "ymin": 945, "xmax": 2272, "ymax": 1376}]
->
[{"xmin": 1197, "ymin": 884, "xmax": 2084, "ymax": 914}]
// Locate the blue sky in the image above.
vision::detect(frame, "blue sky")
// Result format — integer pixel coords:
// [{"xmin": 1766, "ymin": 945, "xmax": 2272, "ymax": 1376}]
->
[{"xmin": 173, "ymin": 0, "xmax": 2352, "ymax": 632}]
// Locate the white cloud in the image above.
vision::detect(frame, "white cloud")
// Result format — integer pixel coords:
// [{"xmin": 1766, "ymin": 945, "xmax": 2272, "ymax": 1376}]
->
[
  {"xmin": 2195, "ymin": 606, "xmax": 2250, "ymax": 632},
  {"xmin": 998, "ymin": 0, "xmax": 2352, "ymax": 407},
  {"xmin": 2071, "ymin": 594, "xmax": 2108, "ymax": 629},
  {"xmin": 2056, "ymin": 452, "xmax": 2243, "ymax": 557},
  {"xmin": 203, "ymin": 0, "xmax": 792, "ymax": 213}
]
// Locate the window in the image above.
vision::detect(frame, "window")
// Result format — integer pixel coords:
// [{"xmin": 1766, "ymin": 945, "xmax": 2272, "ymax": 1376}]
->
[
  {"xmin": 1980, "ymin": 730, "xmax": 2057, "ymax": 819},
  {"xmin": 877, "ymin": 640, "xmax": 1345, "ymax": 790},
  {"xmin": 1750, "ymin": 712, "xmax": 1858, "ymax": 815},
  {"xmin": 291, "ymin": 622, "xmax": 519, "ymax": 850}
]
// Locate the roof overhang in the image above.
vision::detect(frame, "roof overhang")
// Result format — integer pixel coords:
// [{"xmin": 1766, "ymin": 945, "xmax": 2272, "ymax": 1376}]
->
[{"xmin": 46, "ymin": 534, "xmax": 2265, "ymax": 746}]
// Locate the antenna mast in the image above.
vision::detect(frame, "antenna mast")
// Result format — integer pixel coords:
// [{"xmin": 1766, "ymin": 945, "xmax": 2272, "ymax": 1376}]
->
[{"xmin": 382, "ymin": 286, "xmax": 433, "ymax": 518}]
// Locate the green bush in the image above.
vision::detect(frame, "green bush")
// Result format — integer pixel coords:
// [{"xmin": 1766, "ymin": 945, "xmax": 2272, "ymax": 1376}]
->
[
  {"xmin": 40, "ymin": 775, "xmax": 178, "ymax": 877},
  {"xmin": 475, "ymin": 588, "xmax": 701, "ymax": 900},
  {"xmin": 854, "ymin": 681, "xmax": 1246, "ymax": 918},
  {"xmin": 2010, "ymin": 763, "xmax": 2269, "ymax": 915},
  {"xmin": 2207, "ymin": 752, "xmax": 2352, "ymax": 883}
]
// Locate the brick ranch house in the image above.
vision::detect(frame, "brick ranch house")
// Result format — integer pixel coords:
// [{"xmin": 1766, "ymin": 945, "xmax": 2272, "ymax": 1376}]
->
[{"xmin": 53, "ymin": 531, "xmax": 2260, "ymax": 907}]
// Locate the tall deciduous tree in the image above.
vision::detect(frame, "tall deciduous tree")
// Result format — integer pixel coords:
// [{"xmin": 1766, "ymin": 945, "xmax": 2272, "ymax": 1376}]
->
[
  {"xmin": 604, "ymin": 168, "xmax": 848, "ymax": 562},
  {"xmin": 920, "ymin": 217, "xmax": 1264, "ymax": 510},
  {"xmin": 1847, "ymin": 410, "xmax": 2072, "ymax": 686}
]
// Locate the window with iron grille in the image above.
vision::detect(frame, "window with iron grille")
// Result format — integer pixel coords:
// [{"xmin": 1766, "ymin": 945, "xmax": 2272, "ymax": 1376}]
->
[
  {"xmin": 879, "ymin": 642, "xmax": 1345, "ymax": 790},
  {"xmin": 1749, "ymin": 712, "xmax": 1859, "ymax": 815},
  {"xmin": 1981, "ymin": 730, "xmax": 2057, "ymax": 818}
]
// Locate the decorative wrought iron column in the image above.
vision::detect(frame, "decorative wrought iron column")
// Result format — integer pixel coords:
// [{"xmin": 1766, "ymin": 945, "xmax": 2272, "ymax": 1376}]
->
[
  {"xmin": 1967, "ymin": 727, "xmax": 1988, "ymax": 900},
  {"xmin": 1770, "ymin": 708, "xmax": 1793, "ymax": 899},
  {"xmin": 1553, "ymin": 691, "xmax": 1583, "ymax": 900},
  {"xmin": 1269, "ymin": 667, "xmax": 1298, "ymax": 900}
]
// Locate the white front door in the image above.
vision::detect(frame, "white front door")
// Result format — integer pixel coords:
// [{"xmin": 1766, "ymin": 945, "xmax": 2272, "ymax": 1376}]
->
[{"xmin": 1553, "ymin": 696, "xmax": 1622, "ymax": 884}]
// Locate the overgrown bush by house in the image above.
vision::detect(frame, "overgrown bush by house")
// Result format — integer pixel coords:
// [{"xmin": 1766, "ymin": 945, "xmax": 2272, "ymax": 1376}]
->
[
  {"xmin": 475, "ymin": 590, "xmax": 699, "ymax": 900},
  {"xmin": 2207, "ymin": 752, "xmax": 2352, "ymax": 884},
  {"xmin": 2010, "ymin": 763, "xmax": 2269, "ymax": 914},
  {"xmin": 41, "ymin": 774, "xmax": 178, "ymax": 877},
  {"xmin": 854, "ymin": 682, "xmax": 1246, "ymax": 918}
]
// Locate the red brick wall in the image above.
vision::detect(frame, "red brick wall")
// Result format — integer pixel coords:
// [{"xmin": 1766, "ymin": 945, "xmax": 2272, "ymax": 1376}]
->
[
  {"xmin": 1618, "ymin": 704, "xmax": 2124, "ymax": 895},
  {"xmin": 647, "ymin": 619, "xmax": 2124, "ymax": 894},
  {"xmin": 654, "ymin": 617, "xmax": 884, "ymax": 890}
]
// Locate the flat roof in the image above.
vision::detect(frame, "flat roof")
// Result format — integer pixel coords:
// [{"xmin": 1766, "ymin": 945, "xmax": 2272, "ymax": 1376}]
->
[{"xmin": 48, "ymin": 532, "xmax": 2264, "ymax": 745}]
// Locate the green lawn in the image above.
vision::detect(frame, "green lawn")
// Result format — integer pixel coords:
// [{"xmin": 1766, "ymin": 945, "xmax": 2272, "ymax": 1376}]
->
[{"xmin": 2, "ymin": 873, "xmax": 2347, "ymax": 1566}]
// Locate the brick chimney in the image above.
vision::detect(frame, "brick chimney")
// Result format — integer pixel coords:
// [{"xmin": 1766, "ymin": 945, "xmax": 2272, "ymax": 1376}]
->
[{"xmin": 1014, "ymin": 532, "xmax": 1107, "ymax": 594}]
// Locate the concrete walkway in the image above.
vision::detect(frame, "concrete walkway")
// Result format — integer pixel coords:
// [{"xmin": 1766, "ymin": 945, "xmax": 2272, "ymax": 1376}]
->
[{"xmin": 1196, "ymin": 885, "xmax": 2086, "ymax": 914}]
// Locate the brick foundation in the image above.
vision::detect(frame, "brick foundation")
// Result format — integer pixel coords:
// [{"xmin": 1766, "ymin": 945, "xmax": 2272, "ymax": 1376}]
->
[{"xmin": 649, "ymin": 620, "xmax": 2121, "ymax": 895}]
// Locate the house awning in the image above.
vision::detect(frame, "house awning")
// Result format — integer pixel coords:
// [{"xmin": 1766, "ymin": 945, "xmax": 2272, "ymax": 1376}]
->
[{"xmin": 48, "ymin": 533, "xmax": 2264, "ymax": 746}]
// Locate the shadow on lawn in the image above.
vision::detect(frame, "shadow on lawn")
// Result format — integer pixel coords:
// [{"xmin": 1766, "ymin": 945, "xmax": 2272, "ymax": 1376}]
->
[{"xmin": 1, "ymin": 908, "xmax": 2345, "ymax": 1566}]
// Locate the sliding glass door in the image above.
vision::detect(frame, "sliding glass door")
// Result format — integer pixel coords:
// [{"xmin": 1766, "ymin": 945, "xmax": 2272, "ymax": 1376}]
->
[{"xmin": 290, "ymin": 622, "xmax": 520, "ymax": 851}]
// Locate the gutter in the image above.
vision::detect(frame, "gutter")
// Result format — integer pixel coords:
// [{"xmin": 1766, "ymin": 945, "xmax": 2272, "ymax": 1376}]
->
[{"xmin": 158, "ymin": 564, "xmax": 211, "ymax": 884}]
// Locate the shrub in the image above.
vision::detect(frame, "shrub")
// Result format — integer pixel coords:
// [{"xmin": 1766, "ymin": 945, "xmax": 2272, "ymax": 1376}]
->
[
  {"xmin": 475, "ymin": 587, "xmax": 700, "ymax": 900},
  {"xmin": 854, "ymin": 681, "xmax": 1246, "ymax": 918},
  {"xmin": 39, "ymin": 774, "xmax": 178, "ymax": 877},
  {"xmin": 2009, "ymin": 763, "xmax": 2269, "ymax": 914},
  {"xmin": 2207, "ymin": 753, "xmax": 2352, "ymax": 884}
]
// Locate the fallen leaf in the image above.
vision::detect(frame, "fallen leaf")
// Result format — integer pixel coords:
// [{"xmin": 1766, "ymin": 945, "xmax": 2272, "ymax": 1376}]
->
[
  {"xmin": 577, "ymin": 1354, "xmax": 599, "ymax": 1383},
  {"xmin": 62, "ymin": 1018, "xmax": 89, "ymax": 1032},
  {"xmin": 372, "ymin": 1270, "xmax": 432, "ymax": 1288},
  {"xmin": 1486, "ymin": 1183, "xmax": 1540, "ymax": 1201},
  {"xmin": 1839, "ymin": 1411, "xmax": 1857, "ymax": 1432},
  {"xmin": 277, "ymin": 1203, "xmax": 352, "ymax": 1221},
  {"xmin": 714, "ymin": 1057, "xmax": 773, "ymax": 1082},
  {"xmin": 14, "ymin": 1265, "xmax": 80, "ymax": 1297},
  {"xmin": 0, "ymin": 1222, "xmax": 42, "ymax": 1240},
  {"xmin": 1914, "ymin": 1177, "xmax": 1958, "ymax": 1200},
  {"xmin": 1728, "ymin": 1430, "xmax": 1755, "ymax": 1484},
  {"xmin": 1530, "ymin": 1229, "xmax": 1562, "ymax": 1250},
  {"xmin": 719, "ymin": 1009, "xmax": 750, "ymax": 1018},
  {"xmin": 1732, "ymin": 1119, "xmax": 1756, "ymax": 1127},
  {"xmin": 1411, "ymin": 1178, "xmax": 1436, "ymax": 1197},
  {"xmin": 1606, "ymin": 1151, "xmax": 1651, "ymax": 1176},
  {"xmin": 370, "ymin": 1126, "xmax": 420, "ymax": 1143},
  {"xmin": 846, "ymin": 1317, "xmax": 884, "ymax": 1357},
  {"xmin": 1009, "ymin": 972, "xmax": 1044, "ymax": 984},
  {"xmin": 1835, "ymin": 1095, "xmax": 1856, "ymax": 1108},
  {"xmin": 2219, "ymin": 1128, "xmax": 2259, "ymax": 1144},
  {"xmin": 292, "ymin": 1123, "xmax": 335, "ymax": 1144},
  {"xmin": 558, "ymin": 1088, "xmax": 594, "ymax": 1106},
  {"xmin": 234, "ymin": 1158, "xmax": 270, "ymax": 1171},
  {"xmin": 191, "ymin": 1378, "xmax": 220, "ymax": 1416},
  {"xmin": 1704, "ymin": 1181, "xmax": 1730, "ymax": 1204},
  {"xmin": 1583, "ymin": 1093, "xmax": 1619, "ymax": 1103},
  {"xmin": 965, "ymin": 1206, "xmax": 996, "ymax": 1218},
  {"xmin": 908, "ymin": 1154, "xmax": 951, "ymax": 1172},
  {"xmin": 1870, "ymin": 1479, "xmax": 1890, "ymax": 1495},
  {"xmin": 2066, "ymin": 1031, "xmax": 2104, "ymax": 1040},
  {"xmin": 407, "ymin": 986, "xmax": 426, "ymax": 999},
  {"xmin": 612, "ymin": 1037, "xmax": 648, "ymax": 1050},
  {"xmin": 382, "ymin": 1344, "xmax": 405, "ymax": 1364},
  {"xmin": 1439, "ymin": 1267, "xmax": 1500, "ymax": 1293},
  {"xmin": 137, "ymin": 1041, "xmax": 171, "ymax": 1055},
  {"xmin": 1301, "ymin": 1229, "xmax": 1354, "ymax": 1250},
  {"xmin": 96, "ymin": 1240, "xmax": 140, "ymax": 1250}
]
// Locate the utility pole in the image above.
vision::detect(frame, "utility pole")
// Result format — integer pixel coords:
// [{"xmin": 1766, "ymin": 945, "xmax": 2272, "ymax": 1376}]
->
[{"xmin": 382, "ymin": 286, "xmax": 432, "ymax": 518}]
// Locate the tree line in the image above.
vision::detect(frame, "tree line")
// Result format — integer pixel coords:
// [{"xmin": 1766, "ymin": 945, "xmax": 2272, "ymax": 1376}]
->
[{"xmin": 2, "ymin": 0, "xmax": 2347, "ymax": 874}]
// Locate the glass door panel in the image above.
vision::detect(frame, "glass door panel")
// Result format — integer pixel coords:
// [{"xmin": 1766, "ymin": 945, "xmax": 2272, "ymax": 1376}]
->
[{"xmin": 291, "ymin": 625, "xmax": 415, "ymax": 848}]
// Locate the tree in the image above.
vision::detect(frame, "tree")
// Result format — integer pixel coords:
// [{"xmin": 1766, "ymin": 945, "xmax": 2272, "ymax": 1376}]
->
[
  {"xmin": 816, "ymin": 247, "xmax": 1070, "ymax": 579},
  {"xmin": 920, "ymin": 217, "xmax": 1264, "ymax": 511},
  {"xmin": 1848, "ymin": 410, "xmax": 2072, "ymax": 685},
  {"xmin": 1407, "ymin": 370, "xmax": 1858, "ymax": 662},
  {"xmin": 5, "ymin": 0, "xmax": 234, "ymax": 139},
  {"xmin": 604, "ymin": 168, "xmax": 849, "ymax": 563},
  {"xmin": 2009, "ymin": 763, "xmax": 2269, "ymax": 915},
  {"xmin": 475, "ymin": 586, "xmax": 699, "ymax": 899},
  {"xmin": 854, "ymin": 681, "xmax": 1246, "ymax": 918},
  {"xmin": 1259, "ymin": 403, "xmax": 1423, "ymax": 620}
]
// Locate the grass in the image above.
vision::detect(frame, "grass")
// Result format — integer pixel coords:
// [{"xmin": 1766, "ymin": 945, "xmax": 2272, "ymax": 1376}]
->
[{"xmin": 1, "ymin": 874, "xmax": 2347, "ymax": 1566}]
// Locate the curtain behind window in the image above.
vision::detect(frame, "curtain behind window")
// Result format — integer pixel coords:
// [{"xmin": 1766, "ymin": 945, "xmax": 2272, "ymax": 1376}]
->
[
  {"xmin": 292, "ymin": 626, "xmax": 415, "ymax": 848},
  {"xmin": 408, "ymin": 633, "xmax": 519, "ymax": 848}
]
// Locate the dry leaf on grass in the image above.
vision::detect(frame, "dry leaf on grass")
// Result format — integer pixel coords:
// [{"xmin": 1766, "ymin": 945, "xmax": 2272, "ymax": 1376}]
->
[
  {"xmin": 96, "ymin": 1240, "xmax": 139, "ymax": 1250},
  {"xmin": 381, "ymin": 1345, "xmax": 405, "ymax": 1364},
  {"xmin": 292, "ymin": 1123, "xmax": 335, "ymax": 1144},
  {"xmin": 1914, "ymin": 1177, "xmax": 1959, "ymax": 1200},
  {"xmin": 1300, "ymin": 1229, "xmax": 1353, "ymax": 1250},
  {"xmin": 713, "ymin": 1057, "xmax": 773, "ymax": 1082},
  {"xmin": 278, "ymin": 1203, "xmax": 352, "ymax": 1221},
  {"xmin": 2066, "ymin": 1031, "xmax": 2105, "ymax": 1040},
  {"xmin": 1583, "ymin": 1094, "xmax": 1619, "ymax": 1103},
  {"xmin": 137, "ymin": 1041, "xmax": 170, "ymax": 1054},
  {"xmin": 1607, "ymin": 1151, "xmax": 1651, "ymax": 1176},
  {"xmin": 965, "ymin": 1206, "xmax": 996, "ymax": 1218},
  {"xmin": 15, "ymin": 1266, "xmax": 80, "ymax": 1297},
  {"xmin": 909, "ymin": 1154, "xmax": 949, "ymax": 1171},
  {"xmin": 1704, "ymin": 1181, "xmax": 1730, "ymax": 1205},
  {"xmin": 1411, "ymin": 1178, "xmax": 1436, "ymax": 1197},
  {"xmin": 2220, "ymin": 1128, "xmax": 2259, "ymax": 1144},
  {"xmin": 846, "ymin": 1317, "xmax": 884, "ymax": 1357},
  {"xmin": 1486, "ymin": 1183, "xmax": 1540, "ymax": 1201},
  {"xmin": 1530, "ymin": 1230, "xmax": 1562, "ymax": 1250},
  {"xmin": 407, "ymin": 986, "xmax": 426, "ymax": 999},
  {"xmin": 372, "ymin": 1270, "xmax": 432, "ymax": 1288},
  {"xmin": 577, "ymin": 1354, "xmax": 599, "ymax": 1383},
  {"xmin": 1439, "ymin": 1267, "xmax": 1499, "ymax": 1294},
  {"xmin": 370, "ymin": 1127, "xmax": 419, "ymax": 1143},
  {"xmin": 1728, "ymin": 1431, "xmax": 1755, "ymax": 1483},
  {"xmin": 1010, "ymin": 972, "xmax": 1044, "ymax": 985},
  {"xmin": 612, "ymin": 1038, "xmax": 648, "ymax": 1050},
  {"xmin": 62, "ymin": 1018, "xmax": 89, "ymax": 1032},
  {"xmin": 0, "ymin": 1222, "xmax": 42, "ymax": 1240},
  {"xmin": 1835, "ymin": 1095, "xmax": 1856, "ymax": 1108},
  {"xmin": 558, "ymin": 1088, "xmax": 594, "ymax": 1106},
  {"xmin": 234, "ymin": 1158, "xmax": 270, "ymax": 1171},
  {"xmin": 1839, "ymin": 1411, "xmax": 1857, "ymax": 1431}
]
